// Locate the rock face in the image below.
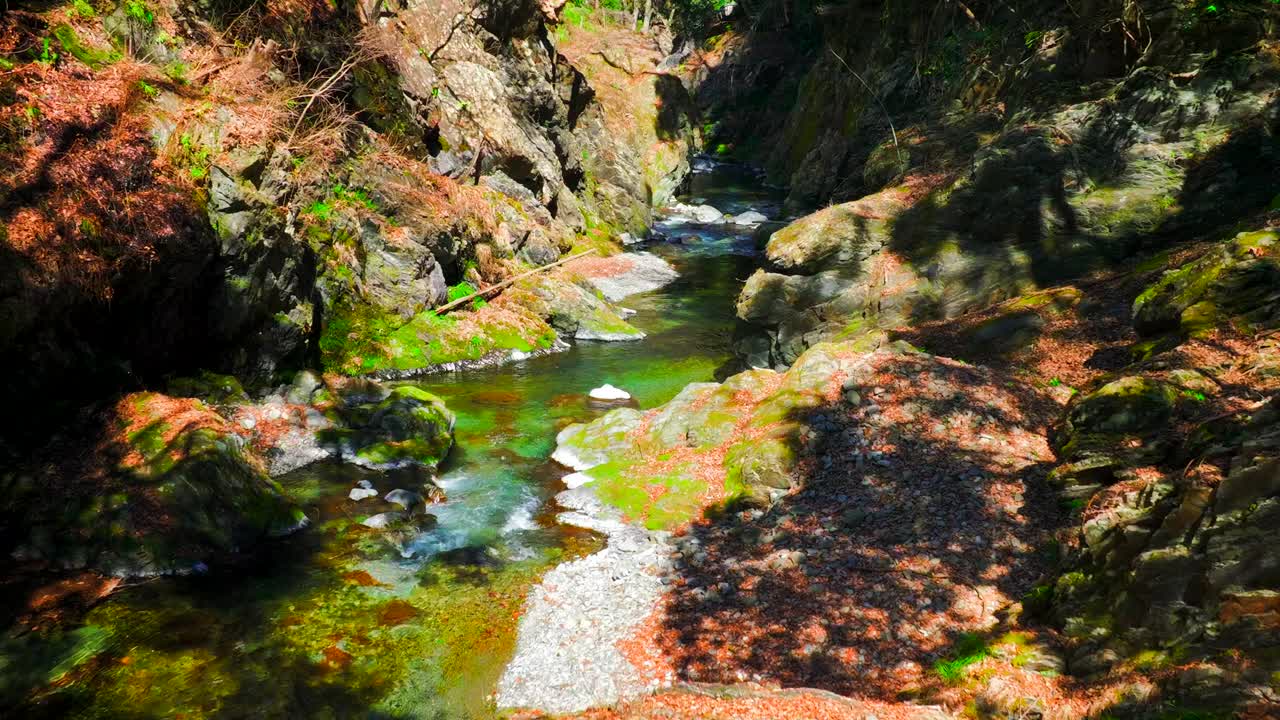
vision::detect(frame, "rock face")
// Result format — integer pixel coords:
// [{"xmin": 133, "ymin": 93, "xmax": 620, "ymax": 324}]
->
[
  {"xmin": 1133, "ymin": 230, "xmax": 1280, "ymax": 339},
  {"xmin": 1032, "ymin": 226, "xmax": 1280, "ymax": 704},
  {"xmin": 710, "ymin": 7, "xmax": 1280, "ymax": 370},
  {"xmin": 578, "ymin": 252, "xmax": 680, "ymax": 302},
  {"xmin": 0, "ymin": 0, "xmax": 692, "ymax": 450}
]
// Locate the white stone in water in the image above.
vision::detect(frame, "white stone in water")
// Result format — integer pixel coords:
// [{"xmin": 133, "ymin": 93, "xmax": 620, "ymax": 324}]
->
[
  {"xmin": 510, "ymin": 349, "xmax": 531, "ymax": 361},
  {"xmin": 730, "ymin": 210, "xmax": 769, "ymax": 226},
  {"xmin": 361, "ymin": 511, "xmax": 404, "ymax": 529},
  {"xmin": 357, "ymin": 479, "xmax": 373, "ymax": 489},
  {"xmin": 349, "ymin": 487, "xmax": 379, "ymax": 501},
  {"xmin": 589, "ymin": 384, "xmax": 631, "ymax": 401},
  {"xmin": 562, "ymin": 471, "xmax": 593, "ymax": 489}
]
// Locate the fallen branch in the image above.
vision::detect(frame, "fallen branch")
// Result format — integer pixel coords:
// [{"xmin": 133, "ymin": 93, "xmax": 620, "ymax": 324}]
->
[
  {"xmin": 286, "ymin": 51, "xmax": 368, "ymax": 148},
  {"xmin": 433, "ymin": 248, "xmax": 599, "ymax": 315}
]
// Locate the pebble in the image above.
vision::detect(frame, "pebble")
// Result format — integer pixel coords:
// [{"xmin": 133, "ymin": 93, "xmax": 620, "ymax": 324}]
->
[{"xmin": 498, "ymin": 487, "xmax": 675, "ymax": 713}]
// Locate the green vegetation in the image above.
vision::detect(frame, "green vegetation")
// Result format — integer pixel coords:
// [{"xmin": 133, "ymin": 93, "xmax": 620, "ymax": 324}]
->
[
  {"xmin": 38, "ymin": 38, "xmax": 59, "ymax": 66},
  {"xmin": 933, "ymin": 632, "xmax": 994, "ymax": 685},
  {"xmin": 446, "ymin": 282, "xmax": 476, "ymax": 303},
  {"xmin": 580, "ymin": 460, "xmax": 713, "ymax": 530},
  {"xmin": 52, "ymin": 24, "xmax": 119, "ymax": 70},
  {"xmin": 124, "ymin": 0, "xmax": 154, "ymax": 25},
  {"xmin": 178, "ymin": 134, "xmax": 212, "ymax": 181},
  {"xmin": 70, "ymin": 0, "xmax": 97, "ymax": 18}
]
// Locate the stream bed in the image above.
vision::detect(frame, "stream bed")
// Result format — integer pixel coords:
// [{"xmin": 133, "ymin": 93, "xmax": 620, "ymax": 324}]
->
[{"xmin": 15, "ymin": 162, "xmax": 781, "ymax": 719}]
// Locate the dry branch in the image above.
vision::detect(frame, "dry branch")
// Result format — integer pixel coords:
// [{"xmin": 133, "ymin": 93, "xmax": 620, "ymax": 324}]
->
[{"xmin": 433, "ymin": 249, "xmax": 599, "ymax": 315}]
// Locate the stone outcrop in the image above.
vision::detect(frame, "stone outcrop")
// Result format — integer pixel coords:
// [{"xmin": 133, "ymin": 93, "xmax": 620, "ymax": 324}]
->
[{"xmin": 708, "ymin": 3, "xmax": 1279, "ymax": 370}]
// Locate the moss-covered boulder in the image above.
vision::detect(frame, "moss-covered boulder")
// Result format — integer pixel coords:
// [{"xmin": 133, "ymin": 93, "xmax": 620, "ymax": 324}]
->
[
  {"xmin": 1133, "ymin": 229, "xmax": 1280, "ymax": 338},
  {"xmin": 14, "ymin": 393, "xmax": 304, "ymax": 577},
  {"xmin": 551, "ymin": 407, "xmax": 644, "ymax": 471},
  {"xmin": 763, "ymin": 201, "xmax": 891, "ymax": 275},
  {"xmin": 1052, "ymin": 375, "xmax": 1180, "ymax": 475},
  {"xmin": 348, "ymin": 387, "xmax": 455, "ymax": 469},
  {"xmin": 550, "ymin": 341, "xmax": 894, "ymax": 528}
]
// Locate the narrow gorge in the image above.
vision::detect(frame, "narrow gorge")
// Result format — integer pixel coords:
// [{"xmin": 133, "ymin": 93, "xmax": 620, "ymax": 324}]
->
[{"xmin": 1, "ymin": 1, "xmax": 1278, "ymax": 718}]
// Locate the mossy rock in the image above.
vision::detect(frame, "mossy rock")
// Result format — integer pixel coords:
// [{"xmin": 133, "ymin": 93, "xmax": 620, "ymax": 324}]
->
[
  {"xmin": 724, "ymin": 434, "xmax": 798, "ymax": 496},
  {"xmin": 1065, "ymin": 376, "xmax": 1179, "ymax": 436},
  {"xmin": 165, "ymin": 371, "xmax": 251, "ymax": 406},
  {"xmin": 1133, "ymin": 229, "xmax": 1280, "ymax": 338},
  {"xmin": 551, "ymin": 408, "xmax": 644, "ymax": 471},
  {"xmin": 1054, "ymin": 375, "xmax": 1180, "ymax": 465},
  {"xmin": 764, "ymin": 203, "xmax": 890, "ymax": 275},
  {"xmin": 23, "ymin": 393, "xmax": 303, "ymax": 576},
  {"xmin": 349, "ymin": 387, "xmax": 454, "ymax": 469}
]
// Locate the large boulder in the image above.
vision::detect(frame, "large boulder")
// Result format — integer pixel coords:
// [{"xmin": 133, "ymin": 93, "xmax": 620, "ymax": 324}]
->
[
  {"xmin": 11, "ymin": 393, "xmax": 304, "ymax": 577},
  {"xmin": 345, "ymin": 386, "xmax": 456, "ymax": 469},
  {"xmin": 1133, "ymin": 229, "xmax": 1280, "ymax": 338}
]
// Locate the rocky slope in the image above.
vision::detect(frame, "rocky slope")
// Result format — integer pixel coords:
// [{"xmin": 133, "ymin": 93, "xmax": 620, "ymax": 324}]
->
[{"xmin": 0, "ymin": 0, "xmax": 691, "ymax": 575}]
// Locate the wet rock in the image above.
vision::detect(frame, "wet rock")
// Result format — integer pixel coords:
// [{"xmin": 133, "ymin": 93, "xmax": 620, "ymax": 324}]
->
[
  {"xmin": 361, "ymin": 511, "xmax": 408, "ymax": 529},
  {"xmin": 551, "ymin": 408, "xmax": 644, "ymax": 471},
  {"xmin": 349, "ymin": 487, "xmax": 379, "ymax": 502},
  {"xmin": 346, "ymin": 387, "xmax": 456, "ymax": 469},
  {"xmin": 384, "ymin": 488, "xmax": 424, "ymax": 509}
]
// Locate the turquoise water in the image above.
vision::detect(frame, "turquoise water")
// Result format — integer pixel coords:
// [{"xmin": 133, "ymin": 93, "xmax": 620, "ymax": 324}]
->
[{"xmin": 6, "ymin": 161, "xmax": 779, "ymax": 719}]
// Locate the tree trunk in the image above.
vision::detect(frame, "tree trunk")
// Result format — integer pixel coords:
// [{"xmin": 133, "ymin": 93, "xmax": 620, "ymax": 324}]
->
[{"xmin": 642, "ymin": 0, "xmax": 652, "ymax": 32}]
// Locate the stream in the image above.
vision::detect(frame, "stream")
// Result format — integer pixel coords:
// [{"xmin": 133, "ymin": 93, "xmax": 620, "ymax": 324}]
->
[{"xmin": 20, "ymin": 161, "xmax": 781, "ymax": 719}]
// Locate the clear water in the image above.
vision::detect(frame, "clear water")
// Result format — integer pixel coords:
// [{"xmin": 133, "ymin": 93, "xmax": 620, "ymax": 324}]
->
[{"xmin": 8, "ymin": 162, "xmax": 779, "ymax": 719}]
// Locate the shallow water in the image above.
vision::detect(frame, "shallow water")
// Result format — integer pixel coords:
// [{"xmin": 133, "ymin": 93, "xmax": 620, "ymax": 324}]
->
[{"xmin": 10, "ymin": 162, "xmax": 778, "ymax": 719}]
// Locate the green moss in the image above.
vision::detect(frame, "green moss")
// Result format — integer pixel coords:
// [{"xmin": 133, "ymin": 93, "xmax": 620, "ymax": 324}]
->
[
  {"xmin": 52, "ymin": 24, "xmax": 120, "ymax": 70},
  {"xmin": 354, "ymin": 438, "xmax": 447, "ymax": 467},
  {"xmin": 583, "ymin": 461, "xmax": 713, "ymax": 530},
  {"xmin": 166, "ymin": 371, "xmax": 250, "ymax": 405}
]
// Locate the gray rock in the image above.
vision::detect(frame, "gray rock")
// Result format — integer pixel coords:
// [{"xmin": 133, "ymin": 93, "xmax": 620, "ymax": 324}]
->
[
  {"xmin": 729, "ymin": 210, "xmax": 769, "ymax": 226},
  {"xmin": 385, "ymin": 488, "xmax": 424, "ymax": 509},
  {"xmin": 583, "ymin": 252, "xmax": 679, "ymax": 302},
  {"xmin": 285, "ymin": 370, "xmax": 322, "ymax": 405}
]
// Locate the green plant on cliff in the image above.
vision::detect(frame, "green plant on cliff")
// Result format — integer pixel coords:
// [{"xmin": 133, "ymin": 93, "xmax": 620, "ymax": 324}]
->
[{"xmin": 124, "ymin": 0, "xmax": 154, "ymax": 25}]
